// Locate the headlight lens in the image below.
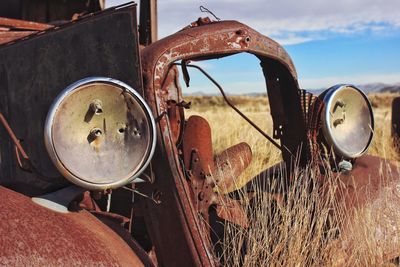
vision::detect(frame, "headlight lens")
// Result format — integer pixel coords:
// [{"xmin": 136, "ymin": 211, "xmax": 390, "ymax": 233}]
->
[
  {"xmin": 45, "ymin": 77, "xmax": 156, "ymax": 190},
  {"xmin": 320, "ymin": 84, "xmax": 374, "ymax": 159}
]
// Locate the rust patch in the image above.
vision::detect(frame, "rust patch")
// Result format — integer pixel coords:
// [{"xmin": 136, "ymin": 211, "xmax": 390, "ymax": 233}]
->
[
  {"xmin": 214, "ymin": 142, "xmax": 252, "ymax": 192},
  {"xmin": 0, "ymin": 186, "xmax": 144, "ymax": 266}
]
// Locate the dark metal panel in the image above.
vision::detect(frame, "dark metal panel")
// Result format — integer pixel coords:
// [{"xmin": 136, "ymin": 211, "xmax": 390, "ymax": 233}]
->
[
  {"xmin": 0, "ymin": 0, "xmax": 102, "ymax": 22},
  {"xmin": 0, "ymin": 0, "xmax": 22, "ymax": 19},
  {"xmin": 392, "ymin": 97, "xmax": 400, "ymax": 143},
  {"xmin": 0, "ymin": 5, "xmax": 142, "ymax": 194},
  {"xmin": 139, "ymin": 0, "xmax": 158, "ymax": 46}
]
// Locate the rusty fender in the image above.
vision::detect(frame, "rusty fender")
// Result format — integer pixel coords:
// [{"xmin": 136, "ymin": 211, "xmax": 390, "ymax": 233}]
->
[
  {"xmin": 0, "ymin": 186, "xmax": 144, "ymax": 266},
  {"xmin": 330, "ymin": 155, "xmax": 400, "ymax": 261}
]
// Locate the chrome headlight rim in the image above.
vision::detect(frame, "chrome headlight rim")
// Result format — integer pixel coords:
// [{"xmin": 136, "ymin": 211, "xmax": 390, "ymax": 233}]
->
[{"xmin": 321, "ymin": 84, "xmax": 374, "ymax": 159}]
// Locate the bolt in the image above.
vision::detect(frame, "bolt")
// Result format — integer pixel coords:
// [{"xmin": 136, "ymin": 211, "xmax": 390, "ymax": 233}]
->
[
  {"xmin": 336, "ymin": 100, "xmax": 345, "ymax": 108},
  {"xmin": 333, "ymin": 100, "xmax": 345, "ymax": 113},
  {"xmin": 87, "ymin": 128, "xmax": 102, "ymax": 143},
  {"xmin": 92, "ymin": 128, "xmax": 102, "ymax": 137},
  {"xmin": 90, "ymin": 99, "xmax": 103, "ymax": 115},
  {"xmin": 198, "ymin": 191, "xmax": 205, "ymax": 201},
  {"xmin": 338, "ymin": 160, "xmax": 352, "ymax": 174}
]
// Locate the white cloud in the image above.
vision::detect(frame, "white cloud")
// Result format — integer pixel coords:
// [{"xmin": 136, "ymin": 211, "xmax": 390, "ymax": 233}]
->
[
  {"xmin": 273, "ymin": 34, "xmax": 322, "ymax": 46},
  {"xmin": 107, "ymin": 1, "xmax": 400, "ymax": 44},
  {"xmin": 159, "ymin": 0, "xmax": 400, "ymax": 44}
]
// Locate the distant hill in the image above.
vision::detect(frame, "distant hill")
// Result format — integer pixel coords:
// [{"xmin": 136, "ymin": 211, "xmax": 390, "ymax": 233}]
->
[
  {"xmin": 358, "ymin": 83, "xmax": 400, "ymax": 94},
  {"xmin": 306, "ymin": 83, "xmax": 400, "ymax": 95},
  {"xmin": 183, "ymin": 83, "xmax": 400, "ymax": 96}
]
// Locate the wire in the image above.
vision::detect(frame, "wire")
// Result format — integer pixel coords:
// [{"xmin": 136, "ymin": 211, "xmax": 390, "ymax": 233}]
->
[
  {"xmin": 199, "ymin": 6, "xmax": 221, "ymax": 21},
  {"xmin": 173, "ymin": 62, "xmax": 295, "ymax": 159},
  {"xmin": 122, "ymin": 186, "xmax": 161, "ymax": 204}
]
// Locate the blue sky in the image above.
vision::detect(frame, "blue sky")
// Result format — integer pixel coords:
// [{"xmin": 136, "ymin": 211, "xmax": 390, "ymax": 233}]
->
[{"xmin": 108, "ymin": 0, "xmax": 400, "ymax": 94}]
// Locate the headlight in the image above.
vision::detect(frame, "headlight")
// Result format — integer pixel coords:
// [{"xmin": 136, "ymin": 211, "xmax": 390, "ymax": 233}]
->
[
  {"xmin": 320, "ymin": 84, "xmax": 374, "ymax": 159},
  {"xmin": 44, "ymin": 77, "xmax": 156, "ymax": 190}
]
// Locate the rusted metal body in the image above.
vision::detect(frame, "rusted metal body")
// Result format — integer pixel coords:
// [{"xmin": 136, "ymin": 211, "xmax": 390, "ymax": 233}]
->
[
  {"xmin": 0, "ymin": 2, "xmax": 399, "ymax": 267},
  {"xmin": 141, "ymin": 19, "xmax": 307, "ymax": 166},
  {"xmin": 0, "ymin": 186, "xmax": 144, "ymax": 266},
  {"xmin": 0, "ymin": 17, "xmax": 52, "ymax": 31},
  {"xmin": 0, "ymin": 0, "xmax": 102, "ymax": 23},
  {"xmin": 138, "ymin": 20, "xmax": 309, "ymax": 266},
  {"xmin": 138, "ymin": 16, "xmax": 400, "ymax": 265},
  {"xmin": 0, "ymin": 17, "xmax": 52, "ymax": 45},
  {"xmin": 329, "ymin": 155, "xmax": 400, "ymax": 262},
  {"xmin": 0, "ymin": 4, "xmax": 151, "ymax": 266},
  {"xmin": 214, "ymin": 142, "xmax": 252, "ymax": 191}
]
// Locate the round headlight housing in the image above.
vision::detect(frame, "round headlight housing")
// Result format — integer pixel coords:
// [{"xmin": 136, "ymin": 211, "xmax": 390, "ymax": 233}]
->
[
  {"xmin": 45, "ymin": 77, "xmax": 156, "ymax": 190},
  {"xmin": 320, "ymin": 84, "xmax": 374, "ymax": 159}
]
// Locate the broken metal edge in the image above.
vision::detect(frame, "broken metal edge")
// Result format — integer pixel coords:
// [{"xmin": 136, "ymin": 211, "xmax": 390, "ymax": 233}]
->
[{"xmin": 0, "ymin": 2, "xmax": 136, "ymax": 47}]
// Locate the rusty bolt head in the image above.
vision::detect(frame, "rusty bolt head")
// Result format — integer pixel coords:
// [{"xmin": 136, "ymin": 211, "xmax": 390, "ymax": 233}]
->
[{"xmin": 198, "ymin": 192, "xmax": 205, "ymax": 201}]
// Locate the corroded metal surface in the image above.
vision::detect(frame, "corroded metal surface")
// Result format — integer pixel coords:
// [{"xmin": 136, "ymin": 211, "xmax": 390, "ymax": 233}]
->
[
  {"xmin": 330, "ymin": 155, "xmax": 400, "ymax": 262},
  {"xmin": 141, "ymin": 18, "xmax": 306, "ymax": 168},
  {"xmin": 215, "ymin": 197, "xmax": 249, "ymax": 228},
  {"xmin": 214, "ymin": 142, "xmax": 252, "ymax": 192},
  {"xmin": 0, "ymin": 31, "xmax": 36, "ymax": 45},
  {"xmin": 1, "ymin": 3, "xmax": 395, "ymax": 265},
  {"xmin": 182, "ymin": 116, "xmax": 249, "ymax": 228},
  {"xmin": 183, "ymin": 115, "xmax": 214, "ymax": 175},
  {"xmin": 0, "ymin": 17, "xmax": 52, "ymax": 45},
  {"xmin": 142, "ymin": 20, "xmax": 298, "ymax": 87},
  {"xmin": 0, "ymin": 186, "xmax": 144, "ymax": 266},
  {"xmin": 333, "ymin": 155, "xmax": 399, "ymax": 211},
  {"xmin": 0, "ymin": 17, "xmax": 52, "ymax": 31},
  {"xmin": 140, "ymin": 18, "xmax": 306, "ymax": 266}
]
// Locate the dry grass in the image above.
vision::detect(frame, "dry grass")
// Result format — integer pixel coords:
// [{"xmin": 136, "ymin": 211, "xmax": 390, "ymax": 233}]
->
[
  {"xmin": 184, "ymin": 93, "xmax": 400, "ymax": 266},
  {"xmin": 186, "ymin": 93, "xmax": 400, "ymax": 180}
]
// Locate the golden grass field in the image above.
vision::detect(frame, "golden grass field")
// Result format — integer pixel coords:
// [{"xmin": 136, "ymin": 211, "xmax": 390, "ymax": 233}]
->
[
  {"xmin": 186, "ymin": 93, "xmax": 400, "ymax": 188},
  {"xmin": 185, "ymin": 92, "xmax": 400, "ymax": 266}
]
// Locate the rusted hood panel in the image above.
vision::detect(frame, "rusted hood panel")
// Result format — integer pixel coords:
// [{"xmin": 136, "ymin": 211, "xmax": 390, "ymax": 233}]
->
[
  {"xmin": 0, "ymin": 186, "xmax": 143, "ymax": 266},
  {"xmin": 332, "ymin": 155, "xmax": 400, "ymax": 261},
  {"xmin": 335, "ymin": 155, "xmax": 400, "ymax": 209}
]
